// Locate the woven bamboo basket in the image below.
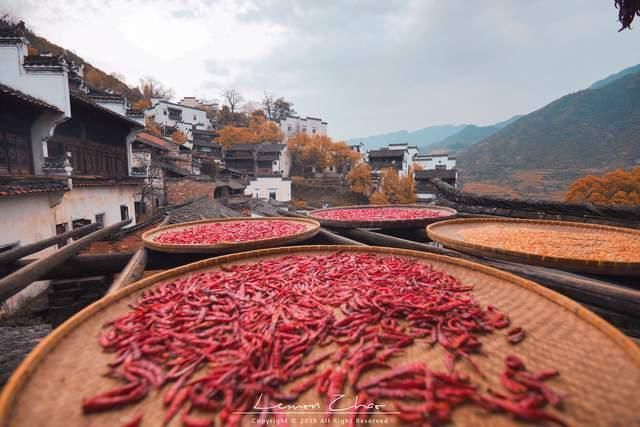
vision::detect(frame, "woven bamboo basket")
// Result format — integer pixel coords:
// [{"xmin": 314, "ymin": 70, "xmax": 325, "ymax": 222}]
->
[
  {"xmin": 308, "ymin": 204, "xmax": 457, "ymax": 229},
  {"xmin": 141, "ymin": 217, "xmax": 320, "ymax": 254},
  {"xmin": 427, "ymin": 218, "xmax": 640, "ymax": 276},
  {"xmin": 1, "ymin": 246, "xmax": 639, "ymax": 427}
]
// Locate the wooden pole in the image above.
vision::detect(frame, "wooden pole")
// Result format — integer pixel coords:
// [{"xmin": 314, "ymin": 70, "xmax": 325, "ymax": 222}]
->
[
  {"xmin": 0, "ymin": 222, "xmax": 99, "ymax": 266},
  {"xmin": 0, "ymin": 219, "xmax": 131, "ymax": 303},
  {"xmin": 318, "ymin": 229, "xmax": 366, "ymax": 246},
  {"xmin": 107, "ymin": 215, "xmax": 170, "ymax": 295},
  {"xmin": 6, "ymin": 253, "xmax": 134, "ymax": 280}
]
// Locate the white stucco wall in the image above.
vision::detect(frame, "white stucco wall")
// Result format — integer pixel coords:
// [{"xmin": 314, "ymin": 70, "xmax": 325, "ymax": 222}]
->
[
  {"xmin": 279, "ymin": 116, "xmax": 328, "ymax": 141},
  {"xmin": 245, "ymin": 177, "xmax": 292, "ymax": 202},
  {"xmin": 52, "ymin": 186, "xmax": 138, "ymax": 228},
  {"xmin": 146, "ymin": 101, "xmax": 211, "ymax": 132},
  {"xmin": 0, "ymin": 43, "xmax": 71, "ymax": 115},
  {"xmin": 0, "ymin": 193, "xmax": 57, "ymax": 253},
  {"xmin": 277, "ymin": 146, "xmax": 292, "ymax": 178},
  {"xmin": 96, "ymin": 100, "xmax": 127, "ymax": 116},
  {"xmin": 0, "ymin": 193, "xmax": 59, "ymax": 310},
  {"xmin": 414, "ymin": 154, "xmax": 457, "ymax": 170}
]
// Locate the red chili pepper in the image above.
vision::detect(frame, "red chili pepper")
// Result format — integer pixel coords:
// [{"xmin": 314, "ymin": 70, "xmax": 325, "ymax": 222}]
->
[
  {"xmin": 153, "ymin": 220, "xmax": 307, "ymax": 245},
  {"xmin": 313, "ymin": 207, "xmax": 444, "ymax": 221},
  {"xmin": 84, "ymin": 253, "xmax": 564, "ymax": 426}
]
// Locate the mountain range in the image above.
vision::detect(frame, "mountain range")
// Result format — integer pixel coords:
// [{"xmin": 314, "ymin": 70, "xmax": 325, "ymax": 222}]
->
[
  {"xmin": 350, "ymin": 63, "xmax": 640, "ymax": 199},
  {"xmin": 458, "ymin": 64, "xmax": 640, "ymax": 199},
  {"xmin": 347, "ymin": 125, "xmax": 468, "ymax": 151}
]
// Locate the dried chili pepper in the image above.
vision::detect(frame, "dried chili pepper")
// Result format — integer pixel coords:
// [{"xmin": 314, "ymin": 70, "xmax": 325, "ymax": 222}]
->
[
  {"xmin": 313, "ymin": 207, "xmax": 444, "ymax": 221},
  {"xmin": 153, "ymin": 220, "xmax": 306, "ymax": 245},
  {"xmin": 83, "ymin": 253, "xmax": 564, "ymax": 427}
]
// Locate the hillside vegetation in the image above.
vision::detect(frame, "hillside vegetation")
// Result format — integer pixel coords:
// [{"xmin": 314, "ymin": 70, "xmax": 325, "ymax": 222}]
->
[
  {"xmin": 24, "ymin": 28, "xmax": 141, "ymax": 100},
  {"xmin": 459, "ymin": 71, "xmax": 640, "ymax": 199}
]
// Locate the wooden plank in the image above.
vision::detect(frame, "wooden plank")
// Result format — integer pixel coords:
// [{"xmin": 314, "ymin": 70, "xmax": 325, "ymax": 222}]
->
[
  {"xmin": 0, "ymin": 223, "xmax": 99, "ymax": 266},
  {"xmin": 340, "ymin": 228, "xmax": 640, "ymax": 317},
  {"xmin": 107, "ymin": 215, "xmax": 170, "ymax": 295},
  {"xmin": 106, "ymin": 248, "xmax": 147, "ymax": 295},
  {"xmin": 0, "ymin": 219, "xmax": 131, "ymax": 303}
]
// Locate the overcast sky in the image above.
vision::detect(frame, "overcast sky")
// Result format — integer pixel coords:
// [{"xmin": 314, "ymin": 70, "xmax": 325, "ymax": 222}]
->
[{"xmin": 3, "ymin": 0, "xmax": 639, "ymax": 139}]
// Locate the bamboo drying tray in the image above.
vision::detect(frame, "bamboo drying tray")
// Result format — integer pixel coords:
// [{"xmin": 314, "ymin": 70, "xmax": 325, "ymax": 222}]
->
[
  {"xmin": 427, "ymin": 218, "xmax": 640, "ymax": 275},
  {"xmin": 2, "ymin": 246, "xmax": 639, "ymax": 427},
  {"xmin": 141, "ymin": 217, "xmax": 320, "ymax": 254},
  {"xmin": 308, "ymin": 204, "xmax": 457, "ymax": 229}
]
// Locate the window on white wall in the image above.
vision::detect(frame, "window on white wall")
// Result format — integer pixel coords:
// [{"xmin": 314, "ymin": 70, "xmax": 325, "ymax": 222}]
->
[
  {"xmin": 269, "ymin": 191, "xmax": 277, "ymax": 200},
  {"xmin": 95, "ymin": 213, "xmax": 105, "ymax": 226},
  {"xmin": 120, "ymin": 205, "xmax": 129, "ymax": 221}
]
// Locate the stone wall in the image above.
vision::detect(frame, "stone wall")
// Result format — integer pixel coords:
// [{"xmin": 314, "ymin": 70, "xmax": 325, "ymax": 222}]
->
[{"xmin": 165, "ymin": 177, "xmax": 215, "ymax": 205}]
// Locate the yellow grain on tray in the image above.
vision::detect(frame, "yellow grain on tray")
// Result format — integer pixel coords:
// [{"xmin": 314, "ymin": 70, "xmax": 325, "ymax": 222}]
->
[{"xmin": 459, "ymin": 224, "xmax": 640, "ymax": 262}]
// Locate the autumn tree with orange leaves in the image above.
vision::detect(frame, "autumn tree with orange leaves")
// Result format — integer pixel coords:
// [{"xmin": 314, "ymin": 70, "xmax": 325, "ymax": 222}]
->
[
  {"xmin": 566, "ymin": 167, "xmax": 640, "ymax": 205},
  {"xmin": 216, "ymin": 110, "xmax": 283, "ymax": 148},
  {"xmin": 287, "ymin": 134, "xmax": 360, "ymax": 176},
  {"xmin": 346, "ymin": 163, "xmax": 373, "ymax": 196},
  {"xmin": 171, "ymin": 129, "xmax": 187, "ymax": 145},
  {"xmin": 369, "ymin": 166, "xmax": 418, "ymax": 205}
]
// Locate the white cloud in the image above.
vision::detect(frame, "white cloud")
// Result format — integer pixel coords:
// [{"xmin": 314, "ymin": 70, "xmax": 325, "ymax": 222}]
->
[{"xmin": 2, "ymin": 0, "xmax": 637, "ymax": 139}]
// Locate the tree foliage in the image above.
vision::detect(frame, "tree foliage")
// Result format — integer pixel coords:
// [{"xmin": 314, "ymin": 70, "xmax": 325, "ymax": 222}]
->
[
  {"xmin": 215, "ymin": 110, "xmax": 283, "ymax": 148},
  {"xmin": 138, "ymin": 76, "xmax": 174, "ymax": 101},
  {"xmin": 615, "ymin": 0, "xmax": 640, "ymax": 31},
  {"xmin": 369, "ymin": 167, "xmax": 418, "ymax": 204},
  {"xmin": 262, "ymin": 93, "xmax": 296, "ymax": 122},
  {"xmin": 566, "ymin": 167, "xmax": 640, "ymax": 205},
  {"xmin": 144, "ymin": 117, "xmax": 162, "ymax": 135},
  {"xmin": 287, "ymin": 134, "xmax": 360, "ymax": 176},
  {"xmin": 171, "ymin": 129, "xmax": 187, "ymax": 145},
  {"xmin": 346, "ymin": 163, "xmax": 373, "ymax": 196}
]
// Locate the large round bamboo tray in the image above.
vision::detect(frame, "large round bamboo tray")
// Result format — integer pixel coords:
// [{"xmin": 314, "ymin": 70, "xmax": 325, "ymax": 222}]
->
[
  {"xmin": 141, "ymin": 217, "xmax": 320, "ymax": 254},
  {"xmin": 308, "ymin": 204, "xmax": 457, "ymax": 229},
  {"xmin": 2, "ymin": 246, "xmax": 639, "ymax": 427},
  {"xmin": 427, "ymin": 218, "xmax": 640, "ymax": 276}
]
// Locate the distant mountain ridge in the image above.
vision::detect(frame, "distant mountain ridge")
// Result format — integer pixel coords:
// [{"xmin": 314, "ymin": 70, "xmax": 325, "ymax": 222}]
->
[
  {"xmin": 424, "ymin": 115, "xmax": 523, "ymax": 153},
  {"xmin": 348, "ymin": 115, "xmax": 523, "ymax": 153},
  {"xmin": 347, "ymin": 124, "xmax": 467, "ymax": 151},
  {"xmin": 589, "ymin": 64, "xmax": 640, "ymax": 90},
  {"xmin": 458, "ymin": 69, "xmax": 640, "ymax": 199}
]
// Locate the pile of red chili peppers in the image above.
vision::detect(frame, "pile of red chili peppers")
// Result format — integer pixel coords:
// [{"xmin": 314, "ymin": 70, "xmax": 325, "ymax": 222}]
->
[
  {"xmin": 153, "ymin": 220, "xmax": 307, "ymax": 245},
  {"xmin": 85, "ymin": 252, "xmax": 566, "ymax": 426},
  {"xmin": 313, "ymin": 207, "xmax": 444, "ymax": 221}
]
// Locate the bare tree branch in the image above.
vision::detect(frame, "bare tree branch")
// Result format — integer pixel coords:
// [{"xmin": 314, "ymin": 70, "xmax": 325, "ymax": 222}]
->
[{"xmin": 221, "ymin": 88, "xmax": 244, "ymax": 114}]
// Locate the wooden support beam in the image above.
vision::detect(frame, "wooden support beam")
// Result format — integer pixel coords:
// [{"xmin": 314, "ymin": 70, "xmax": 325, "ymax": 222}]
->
[
  {"xmin": 317, "ymin": 229, "xmax": 366, "ymax": 246},
  {"xmin": 107, "ymin": 216, "xmax": 170, "ymax": 295},
  {"xmin": 7, "ymin": 253, "xmax": 134, "ymax": 280},
  {"xmin": 0, "ymin": 219, "xmax": 131, "ymax": 303},
  {"xmin": 0, "ymin": 222, "xmax": 100, "ymax": 266},
  {"xmin": 340, "ymin": 228, "xmax": 640, "ymax": 318}
]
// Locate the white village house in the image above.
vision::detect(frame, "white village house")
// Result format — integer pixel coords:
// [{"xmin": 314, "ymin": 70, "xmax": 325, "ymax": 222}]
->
[
  {"xmin": 280, "ymin": 115, "xmax": 328, "ymax": 141},
  {"xmin": 367, "ymin": 142, "xmax": 419, "ymax": 177},
  {"xmin": 414, "ymin": 152, "xmax": 457, "ymax": 171},
  {"xmin": 0, "ymin": 23, "xmax": 144, "ymax": 304},
  {"xmin": 145, "ymin": 99, "xmax": 213, "ymax": 145},
  {"xmin": 414, "ymin": 152, "xmax": 458, "ymax": 202}
]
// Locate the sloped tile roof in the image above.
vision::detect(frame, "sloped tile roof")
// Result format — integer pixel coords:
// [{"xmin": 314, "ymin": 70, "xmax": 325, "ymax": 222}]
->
[
  {"xmin": 135, "ymin": 132, "xmax": 172, "ymax": 151},
  {"xmin": 0, "ymin": 177, "xmax": 67, "ymax": 197},
  {"xmin": 0, "ymin": 83, "xmax": 62, "ymax": 112}
]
